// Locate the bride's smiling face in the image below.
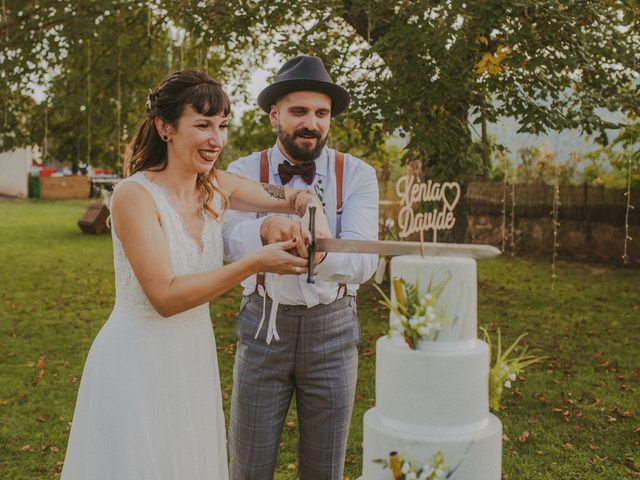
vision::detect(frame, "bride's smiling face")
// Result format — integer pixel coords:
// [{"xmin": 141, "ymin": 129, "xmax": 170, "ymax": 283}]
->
[{"xmin": 166, "ymin": 105, "xmax": 229, "ymax": 174}]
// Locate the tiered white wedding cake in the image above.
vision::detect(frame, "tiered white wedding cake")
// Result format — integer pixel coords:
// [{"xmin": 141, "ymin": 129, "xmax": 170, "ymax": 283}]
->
[{"xmin": 361, "ymin": 255, "xmax": 502, "ymax": 479}]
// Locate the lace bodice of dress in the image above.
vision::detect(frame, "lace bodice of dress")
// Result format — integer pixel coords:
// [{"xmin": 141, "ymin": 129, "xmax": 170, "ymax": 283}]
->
[{"xmin": 110, "ymin": 172, "xmax": 224, "ymax": 318}]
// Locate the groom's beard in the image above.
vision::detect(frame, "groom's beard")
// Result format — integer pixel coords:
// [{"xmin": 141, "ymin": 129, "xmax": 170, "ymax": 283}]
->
[{"xmin": 278, "ymin": 125, "xmax": 328, "ymax": 163}]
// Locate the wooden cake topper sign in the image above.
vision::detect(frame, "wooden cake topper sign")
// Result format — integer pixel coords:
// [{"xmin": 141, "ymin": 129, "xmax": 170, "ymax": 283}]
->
[{"xmin": 395, "ymin": 175, "xmax": 461, "ymax": 242}]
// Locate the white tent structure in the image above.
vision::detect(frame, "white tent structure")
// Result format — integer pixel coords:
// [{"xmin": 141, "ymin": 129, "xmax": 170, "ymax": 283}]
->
[{"xmin": 0, "ymin": 148, "xmax": 32, "ymax": 198}]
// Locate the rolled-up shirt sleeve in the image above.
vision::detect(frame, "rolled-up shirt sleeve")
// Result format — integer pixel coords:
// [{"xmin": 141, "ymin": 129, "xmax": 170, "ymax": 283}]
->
[
  {"xmin": 314, "ymin": 161, "xmax": 379, "ymax": 284},
  {"xmin": 222, "ymin": 211, "xmax": 267, "ymax": 262}
]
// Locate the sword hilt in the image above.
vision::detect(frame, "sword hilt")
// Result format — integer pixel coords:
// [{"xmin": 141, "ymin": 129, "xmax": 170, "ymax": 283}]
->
[{"xmin": 307, "ymin": 206, "xmax": 316, "ymax": 283}]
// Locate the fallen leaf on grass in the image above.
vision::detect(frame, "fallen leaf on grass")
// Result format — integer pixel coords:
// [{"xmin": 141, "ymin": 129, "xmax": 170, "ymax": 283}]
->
[
  {"xmin": 517, "ymin": 431, "xmax": 530, "ymax": 443},
  {"xmin": 287, "ymin": 463, "xmax": 296, "ymax": 471},
  {"xmin": 622, "ymin": 411, "xmax": 634, "ymax": 418},
  {"xmin": 36, "ymin": 355, "xmax": 47, "ymax": 369},
  {"xmin": 562, "ymin": 443, "xmax": 574, "ymax": 450},
  {"xmin": 21, "ymin": 445, "xmax": 33, "ymax": 452},
  {"xmin": 286, "ymin": 421, "xmax": 296, "ymax": 430},
  {"xmin": 605, "ymin": 415, "xmax": 617, "ymax": 424}
]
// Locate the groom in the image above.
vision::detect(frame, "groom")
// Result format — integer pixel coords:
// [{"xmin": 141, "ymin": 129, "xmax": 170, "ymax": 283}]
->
[{"xmin": 222, "ymin": 55, "xmax": 379, "ymax": 479}]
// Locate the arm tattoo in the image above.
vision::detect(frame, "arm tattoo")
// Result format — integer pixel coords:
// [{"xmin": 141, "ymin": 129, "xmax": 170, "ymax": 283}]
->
[{"xmin": 262, "ymin": 183, "xmax": 285, "ymax": 200}]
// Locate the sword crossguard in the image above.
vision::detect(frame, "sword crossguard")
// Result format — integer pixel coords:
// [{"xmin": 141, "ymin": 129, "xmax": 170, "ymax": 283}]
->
[{"xmin": 307, "ymin": 206, "xmax": 316, "ymax": 283}]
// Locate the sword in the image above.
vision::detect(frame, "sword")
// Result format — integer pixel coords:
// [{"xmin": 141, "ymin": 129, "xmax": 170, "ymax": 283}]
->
[
  {"xmin": 305, "ymin": 206, "xmax": 500, "ymax": 283},
  {"xmin": 316, "ymin": 238, "xmax": 501, "ymax": 259}
]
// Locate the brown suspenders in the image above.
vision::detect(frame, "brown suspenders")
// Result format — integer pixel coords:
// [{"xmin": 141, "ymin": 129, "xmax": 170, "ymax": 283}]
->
[{"xmin": 256, "ymin": 149, "xmax": 347, "ymax": 298}]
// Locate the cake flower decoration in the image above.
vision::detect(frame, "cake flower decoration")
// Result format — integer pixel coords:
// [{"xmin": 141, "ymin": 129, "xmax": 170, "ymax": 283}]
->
[
  {"xmin": 481, "ymin": 327, "xmax": 545, "ymax": 411},
  {"xmin": 374, "ymin": 450, "xmax": 455, "ymax": 480},
  {"xmin": 374, "ymin": 275, "xmax": 451, "ymax": 349}
]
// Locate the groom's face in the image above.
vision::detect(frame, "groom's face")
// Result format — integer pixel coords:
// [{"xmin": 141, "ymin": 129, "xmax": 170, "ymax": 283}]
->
[{"xmin": 270, "ymin": 91, "xmax": 332, "ymax": 164}]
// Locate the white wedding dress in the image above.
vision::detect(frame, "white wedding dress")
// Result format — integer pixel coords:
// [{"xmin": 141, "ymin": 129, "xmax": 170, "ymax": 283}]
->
[{"xmin": 61, "ymin": 172, "xmax": 229, "ymax": 480}]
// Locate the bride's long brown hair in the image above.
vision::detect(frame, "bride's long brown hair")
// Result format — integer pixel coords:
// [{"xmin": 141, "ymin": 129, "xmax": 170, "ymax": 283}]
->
[{"xmin": 125, "ymin": 71, "xmax": 230, "ymax": 220}]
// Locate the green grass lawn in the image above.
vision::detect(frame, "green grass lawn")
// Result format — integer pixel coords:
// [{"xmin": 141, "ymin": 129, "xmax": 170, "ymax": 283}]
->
[{"xmin": 1, "ymin": 198, "xmax": 638, "ymax": 479}]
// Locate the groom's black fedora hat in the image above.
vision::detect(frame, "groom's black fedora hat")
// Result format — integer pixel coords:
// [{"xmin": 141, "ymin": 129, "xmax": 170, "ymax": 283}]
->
[{"xmin": 257, "ymin": 55, "xmax": 350, "ymax": 117}]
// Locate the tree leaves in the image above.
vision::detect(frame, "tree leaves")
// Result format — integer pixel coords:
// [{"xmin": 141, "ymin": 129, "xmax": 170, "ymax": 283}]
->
[{"xmin": 2, "ymin": 0, "xmax": 638, "ymax": 179}]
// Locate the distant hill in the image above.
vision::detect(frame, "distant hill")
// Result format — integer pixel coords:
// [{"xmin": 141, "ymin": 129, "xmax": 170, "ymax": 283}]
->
[{"xmin": 489, "ymin": 109, "xmax": 628, "ymax": 164}]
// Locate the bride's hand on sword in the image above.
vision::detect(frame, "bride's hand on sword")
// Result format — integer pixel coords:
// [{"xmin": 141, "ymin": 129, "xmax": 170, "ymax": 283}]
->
[{"xmin": 250, "ymin": 237, "xmax": 309, "ymax": 276}]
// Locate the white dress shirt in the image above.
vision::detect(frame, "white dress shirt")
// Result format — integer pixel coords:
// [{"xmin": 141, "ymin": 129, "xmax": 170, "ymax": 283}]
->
[{"xmin": 222, "ymin": 143, "xmax": 379, "ymax": 307}]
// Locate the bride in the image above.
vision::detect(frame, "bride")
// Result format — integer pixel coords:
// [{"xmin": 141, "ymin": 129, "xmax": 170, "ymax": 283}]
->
[{"xmin": 60, "ymin": 70, "xmax": 330, "ymax": 480}]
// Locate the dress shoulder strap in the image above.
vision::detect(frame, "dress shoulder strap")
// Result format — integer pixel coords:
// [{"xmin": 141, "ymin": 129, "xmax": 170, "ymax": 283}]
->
[{"xmin": 116, "ymin": 171, "xmax": 174, "ymax": 219}]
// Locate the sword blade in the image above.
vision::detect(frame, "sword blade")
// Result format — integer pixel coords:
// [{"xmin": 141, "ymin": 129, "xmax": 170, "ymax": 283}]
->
[{"xmin": 315, "ymin": 238, "xmax": 501, "ymax": 259}]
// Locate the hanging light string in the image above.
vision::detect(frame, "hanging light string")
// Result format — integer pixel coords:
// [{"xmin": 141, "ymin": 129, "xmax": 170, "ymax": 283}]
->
[
  {"xmin": 2, "ymin": 0, "xmax": 7, "ymax": 127},
  {"xmin": 500, "ymin": 151, "xmax": 508, "ymax": 253},
  {"xmin": 87, "ymin": 39, "xmax": 92, "ymax": 166},
  {"xmin": 3, "ymin": 0, "xmax": 8, "ymax": 41},
  {"xmin": 147, "ymin": 3, "xmax": 152, "ymax": 38},
  {"xmin": 622, "ymin": 155, "xmax": 634, "ymax": 265},
  {"xmin": 180, "ymin": 39, "xmax": 184, "ymax": 70},
  {"xmin": 551, "ymin": 158, "xmax": 561, "ymax": 289},
  {"xmin": 43, "ymin": 101, "xmax": 48, "ymax": 161},
  {"xmin": 116, "ymin": 35, "xmax": 122, "ymax": 170},
  {"xmin": 510, "ymin": 178, "xmax": 516, "ymax": 256},
  {"xmin": 622, "ymin": 50, "xmax": 637, "ymax": 265}
]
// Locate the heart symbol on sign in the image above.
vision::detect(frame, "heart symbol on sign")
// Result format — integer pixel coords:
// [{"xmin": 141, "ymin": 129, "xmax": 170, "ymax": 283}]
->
[{"xmin": 441, "ymin": 182, "xmax": 461, "ymax": 211}]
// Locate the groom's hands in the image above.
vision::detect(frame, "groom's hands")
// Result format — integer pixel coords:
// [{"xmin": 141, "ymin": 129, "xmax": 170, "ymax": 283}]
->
[{"xmin": 260, "ymin": 216, "xmax": 328, "ymax": 267}]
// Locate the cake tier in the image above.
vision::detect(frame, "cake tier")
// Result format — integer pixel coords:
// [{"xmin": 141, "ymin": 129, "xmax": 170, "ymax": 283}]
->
[
  {"xmin": 390, "ymin": 255, "xmax": 477, "ymax": 342},
  {"xmin": 361, "ymin": 409, "xmax": 502, "ymax": 480},
  {"xmin": 376, "ymin": 336, "xmax": 489, "ymax": 427}
]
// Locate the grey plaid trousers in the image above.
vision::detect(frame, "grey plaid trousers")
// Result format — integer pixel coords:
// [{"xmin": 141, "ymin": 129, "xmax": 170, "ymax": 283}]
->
[{"xmin": 228, "ymin": 293, "xmax": 360, "ymax": 480}]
